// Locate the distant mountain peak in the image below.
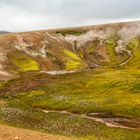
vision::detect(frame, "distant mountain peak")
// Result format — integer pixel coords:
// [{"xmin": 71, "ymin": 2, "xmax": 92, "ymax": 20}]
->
[{"xmin": 0, "ymin": 31, "xmax": 10, "ymax": 34}]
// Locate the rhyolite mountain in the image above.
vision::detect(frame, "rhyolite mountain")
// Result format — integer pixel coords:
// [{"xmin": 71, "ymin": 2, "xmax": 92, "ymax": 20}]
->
[{"xmin": 0, "ymin": 21, "xmax": 140, "ymax": 81}]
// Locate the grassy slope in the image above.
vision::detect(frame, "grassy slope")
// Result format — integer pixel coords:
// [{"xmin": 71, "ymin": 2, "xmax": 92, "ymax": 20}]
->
[
  {"xmin": 2, "ymin": 68, "xmax": 140, "ymax": 118},
  {"xmin": 0, "ymin": 93, "xmax": 140, "ymax": 140},
  {"xmin": 0, "ymin": 67, "xmax": 140, "ymax": 139}
]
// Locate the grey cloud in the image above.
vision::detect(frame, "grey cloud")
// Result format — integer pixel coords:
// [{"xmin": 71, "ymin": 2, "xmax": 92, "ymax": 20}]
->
[{"xmin": 0, "ymin": 0, "xmax": 140, "ymax": 31}]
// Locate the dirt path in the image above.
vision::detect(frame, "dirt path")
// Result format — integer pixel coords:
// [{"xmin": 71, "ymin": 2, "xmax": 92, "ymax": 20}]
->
[
  {"xmin": 38, "ymin": 109, "xmax": 140, "ymax": 131},
  {"xmin": 0, "ymin": 124, "xmax": 75, "ymax": 140}
]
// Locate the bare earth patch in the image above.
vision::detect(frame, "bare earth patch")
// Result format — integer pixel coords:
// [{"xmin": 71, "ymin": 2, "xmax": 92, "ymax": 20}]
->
[{"xmin": 0, "ymin": 124, "xmax": 75, "ymax": 140}]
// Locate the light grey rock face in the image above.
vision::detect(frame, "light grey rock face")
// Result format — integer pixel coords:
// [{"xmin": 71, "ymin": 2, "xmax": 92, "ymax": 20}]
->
[
  {"xmin": 115, "ymin": 40, "xmax": 126, "ymax": 54},
  {"xmin": 114, "ymin": 40, "xmax": 133, "ymax": 66},
  {"xmin": 115, "ymin": 40, "xmax": 132, "ymax": 56},
  {"xmin": 57, "ymin": 30, "xmax": 113, "ymax": 48}
]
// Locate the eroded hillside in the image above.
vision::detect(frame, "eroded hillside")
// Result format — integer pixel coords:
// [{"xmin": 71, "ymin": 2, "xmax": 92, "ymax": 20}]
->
[{"xmin": 0, "ymin": 21, "xmax": 140, "ymax": 81}]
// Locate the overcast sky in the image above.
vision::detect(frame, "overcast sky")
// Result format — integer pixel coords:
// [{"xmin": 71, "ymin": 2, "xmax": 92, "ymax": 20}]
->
[{"xmin": 0, "ymin": 0, "xmax": 140, "ymax": 32}]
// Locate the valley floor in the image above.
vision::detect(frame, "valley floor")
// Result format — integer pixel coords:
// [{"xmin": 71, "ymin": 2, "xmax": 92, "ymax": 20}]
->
[{"xmin": 0, "ymin": 68, "xmax": 140, "ymax": 140}]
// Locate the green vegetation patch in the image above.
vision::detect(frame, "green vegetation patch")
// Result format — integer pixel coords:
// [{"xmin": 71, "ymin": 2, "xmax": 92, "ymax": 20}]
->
[
  {"xmin": 126, "ymin": 37, "xmax": 140, "ymax": 68},
  {"xmin": 64, "ymin": 49, "xmax": 81, "ymax": 61},
  {"xmin": 106, "ymin": 34, "xmax": 119, "ymax": 64},
  {"xmin": 4, "ymin": 68, "xmax": 140, "ymax": 118},
  {"xmin": 7, "ymin": 51, "xmax": 40, "ymax": 72},
  {"xmin": 0, "ymin": 98, "xmax": 140, "ymax": 140},
  {"xmin": 127, "ymin": 37, "xmax": 139, "ymax": 51},
  {"xmin": 106, "ymin": 34, "xmax": 132, "ymax": 66},
  {"xmin": 86, "ymin": 40, "xmax": 99, "ymax": 54},
  {"xmin": 19, "ymin": 90, "xmax": 46, "ymax": 98},
  {"xmin": 65, "ymin": 60, "xmax": 83, "ymax": 70},
  {"xmin": 55, "ymin": 30, "xmax": 86, "ymax": 36},
  {"xmin": 63, "ymin": 49, "xmax": 85, "ymax": 70},
  {"xmin": 87, "ymin": 47, "xmax": 95, "ymax": 54}
]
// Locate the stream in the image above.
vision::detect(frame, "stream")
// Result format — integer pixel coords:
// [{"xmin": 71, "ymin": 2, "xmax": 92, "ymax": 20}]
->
[{"xmin": 37, "ymin": 108, "xmax": 140, "ymax": 131}]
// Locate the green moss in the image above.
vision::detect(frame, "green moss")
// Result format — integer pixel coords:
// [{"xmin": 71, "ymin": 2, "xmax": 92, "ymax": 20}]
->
[
  {"xmin": 87, "ymin": 47, "xmax": 94, "ymax": 54},
  {"xmin": 19, "ymin": 90, "xmax": 46, "ymax": 98},
  {"xmin": 78, "ymin": 51, "xmax": 84, "ymax": 58},
  {"xmin": 106, "ymin": 35, "xmax": 118, "ymax": 60},
  {"xmin": 86, "ymin": 40, "xmax": 98, "ymax": 54},
  {"xmin": 64, "ymin": 49, "xmax": 81, "ymax": 61},
  {"xmin": 55, "ymin": 30, "xmax": 86, "ymax": 36},
  {"xmin": 106, "ymin": 40, "xmax": 115, "ymax": 55},
  {"xmin": 127, "ymin": 38, "xmax": 139, "ymax": 51},
  {"xmin": 131, "ymin": 83, "xmax": 140, "ymax": 93},
  {"xmin": 8, "ymin": 51, "xmax": 40, "ymax": 72},
  {"xmin": 125, "ymin": 37, "xmax": 140, "ymax": 68},
  {"xmin": 65, "ymin": 60, "xmax": 83, "ymax": 70},
  {"xmin": 64, "ymin": 49, "xmax": 84, "ymax": 70},
  {"xmin": 106, "ymin": 34, "xmax": 132, "ymax": 66}
]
